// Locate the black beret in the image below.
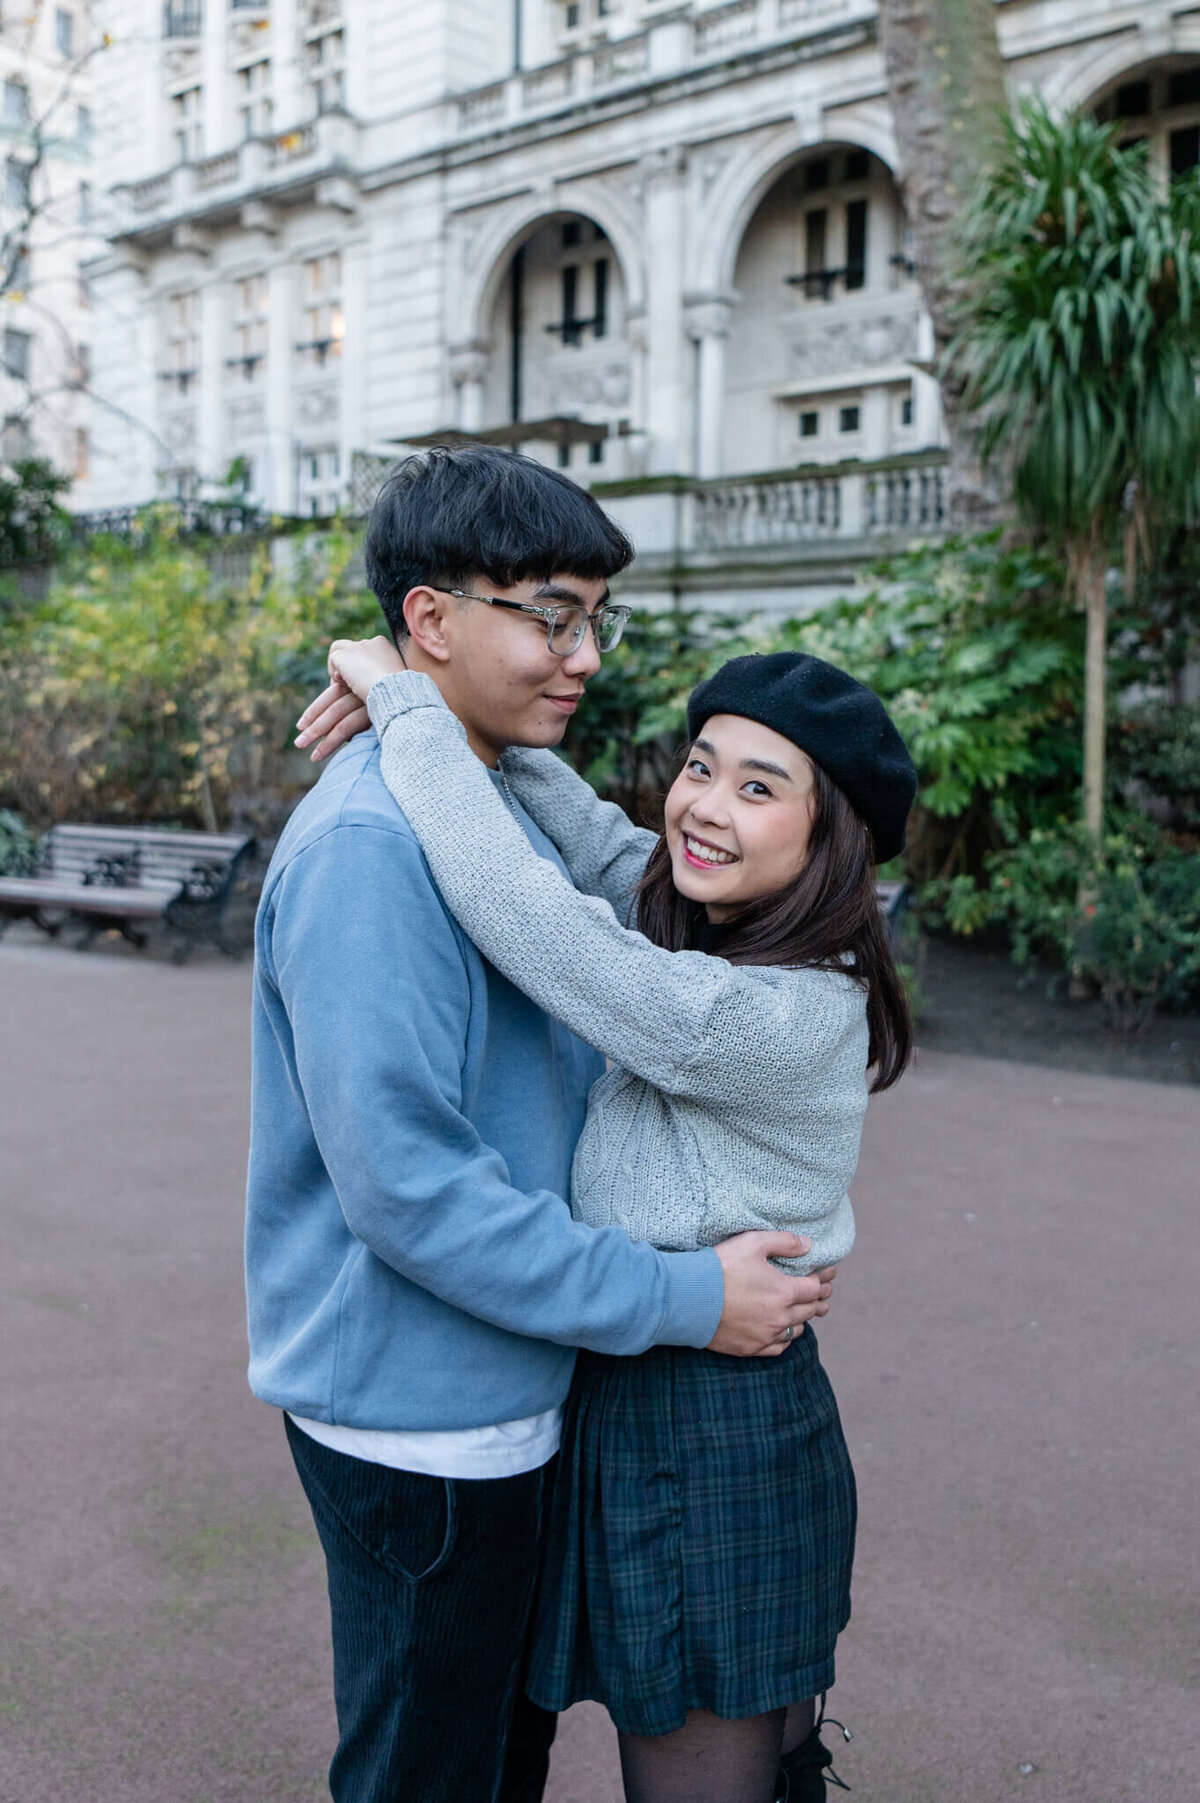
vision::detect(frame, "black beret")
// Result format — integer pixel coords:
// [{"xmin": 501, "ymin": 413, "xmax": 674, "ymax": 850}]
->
[{"xmin": 686, "ymin": 652, "xmax": 917, "ymax": 863}]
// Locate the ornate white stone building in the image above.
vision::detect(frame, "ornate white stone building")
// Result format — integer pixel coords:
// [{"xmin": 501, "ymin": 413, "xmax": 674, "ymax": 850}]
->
[
  {"xmin": 0, "ymin": 2, "xmax": 98, "ymax": 485},
  {"xmin": 81, "ymin": 0, "xmax": 1200, "ymax": 607}
]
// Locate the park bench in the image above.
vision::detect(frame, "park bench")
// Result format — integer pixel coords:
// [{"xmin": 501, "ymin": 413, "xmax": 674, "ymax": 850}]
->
[{"xmin": 0, "ymin": 823, "xmax": 256, "ymax": 960}]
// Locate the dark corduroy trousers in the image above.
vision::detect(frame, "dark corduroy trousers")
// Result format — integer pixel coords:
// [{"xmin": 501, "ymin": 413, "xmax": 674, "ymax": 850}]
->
[{"xmin": 286, "ymin": 1415, "xmax": 558, "ymax": 1803}]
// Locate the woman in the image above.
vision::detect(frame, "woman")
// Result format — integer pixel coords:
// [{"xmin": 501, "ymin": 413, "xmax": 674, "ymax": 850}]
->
[{"xmin": 297, "ymin": 644, "xmax": 916, "ymax": 1803}]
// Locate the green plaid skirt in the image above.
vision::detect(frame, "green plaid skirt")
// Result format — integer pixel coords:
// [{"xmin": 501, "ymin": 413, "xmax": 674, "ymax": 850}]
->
[{"xmin": 525, "ymin": 1328, "xmax": 856, "ymax": 1737}]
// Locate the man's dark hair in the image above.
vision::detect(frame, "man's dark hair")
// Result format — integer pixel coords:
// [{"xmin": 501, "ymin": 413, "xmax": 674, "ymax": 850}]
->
[{"xmin": 364, "ymin": 444, "xmax": 634, "ymax": 639}]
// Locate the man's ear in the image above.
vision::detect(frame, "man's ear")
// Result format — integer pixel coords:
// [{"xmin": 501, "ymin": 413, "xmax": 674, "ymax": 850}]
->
[{"xmin": 402, "ymin": 586, "xmax": 452, "ymax": 663}]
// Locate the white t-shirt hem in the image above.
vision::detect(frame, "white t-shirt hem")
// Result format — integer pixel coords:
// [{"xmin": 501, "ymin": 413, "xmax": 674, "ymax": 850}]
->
[{"xmin": 287, "ymin": 1408, "xmax": 563, "ymax": 1480}]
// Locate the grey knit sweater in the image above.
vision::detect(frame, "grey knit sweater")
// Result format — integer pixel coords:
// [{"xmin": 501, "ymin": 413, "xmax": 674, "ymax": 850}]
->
[{"xmin": 366, "ymin": 671, "xmax": 870, "ymax": 1273}]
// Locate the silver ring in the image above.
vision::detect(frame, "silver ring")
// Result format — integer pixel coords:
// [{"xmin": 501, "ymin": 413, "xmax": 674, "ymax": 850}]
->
[{"xmin": 781, "ymin": 1324, "xmax": 795, "ymax": 1344}]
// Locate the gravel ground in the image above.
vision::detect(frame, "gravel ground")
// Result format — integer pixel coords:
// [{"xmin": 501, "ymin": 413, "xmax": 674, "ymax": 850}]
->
[{"xmin": 1, "ymin": 942, "xmax": 1197, "ymax": 1803}]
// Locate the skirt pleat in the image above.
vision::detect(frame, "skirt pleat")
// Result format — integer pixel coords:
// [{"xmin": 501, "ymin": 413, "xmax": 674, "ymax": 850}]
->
[{"xmin": 526, "ymin": 1328, "xmax": 856, "ymax": 1737}]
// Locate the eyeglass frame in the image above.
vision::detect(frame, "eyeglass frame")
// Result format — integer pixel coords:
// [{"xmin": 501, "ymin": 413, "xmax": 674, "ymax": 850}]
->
[{"xmin": 434, "ymin": 586, "xmax": 631, "ymax": 657}]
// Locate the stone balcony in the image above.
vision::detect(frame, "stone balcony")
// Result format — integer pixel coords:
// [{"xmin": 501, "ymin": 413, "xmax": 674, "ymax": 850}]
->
[
  {"xmin": 112, "ymin": 111, "xmax": 360, "ymax": 245},
  {"xmin": 349, "ymin": 447, "xmax": 948, "ymax": 605},
  {"xmin": 597, "ymin": 451, "xmax": 946, "ymax": 585},
  {"xmin": 454, "ymin": 0, "xmax": 876, "ymax": 136}
]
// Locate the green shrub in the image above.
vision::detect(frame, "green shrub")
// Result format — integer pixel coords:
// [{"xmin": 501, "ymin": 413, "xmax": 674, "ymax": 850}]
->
[
  {"xmin": 0, "ymin": 807, "xmax": 39, "ymax": 875},
  {"xmin": 765, "ymin": 535, "xmax": 1083, "ymax": 883},
  {"xmin": 0, "ymin": 519, "xmax": 378, "ymax": 833},
  {"xmin": 985, "ymin": 822, "xmax": 1200, "ymax": 1034},
  {"xmin": 559, "ymin": 602, "xmax": 756, "ymax": 818},
  {"xmin": 1108, "ymin": 699, "xmax": 1200, "ymax": 836},
  {"xmin": 0, "ymin": 460, "xmax": 72, "ymax": 570}
]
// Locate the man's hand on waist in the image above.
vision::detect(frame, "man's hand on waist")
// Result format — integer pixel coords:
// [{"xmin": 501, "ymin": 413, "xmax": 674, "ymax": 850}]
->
[{"xmin": 708, "ymin": 1231, "xmax": 837, "ymax": 1357}]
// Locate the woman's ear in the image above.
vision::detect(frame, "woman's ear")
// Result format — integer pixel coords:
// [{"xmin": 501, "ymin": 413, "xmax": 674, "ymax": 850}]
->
[{"xmin": 402, "ymin": 586, "xmax": 452, "ymax": 663}]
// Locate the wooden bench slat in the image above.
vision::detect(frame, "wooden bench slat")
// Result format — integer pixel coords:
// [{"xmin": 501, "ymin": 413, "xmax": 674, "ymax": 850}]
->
[
  {"xmin": 0, "ymin": 880, "xmax": 179, "ymax": 918},
  {"xmin": 0, "ymin": 822, "xmax": 256, "ymax": 958}
]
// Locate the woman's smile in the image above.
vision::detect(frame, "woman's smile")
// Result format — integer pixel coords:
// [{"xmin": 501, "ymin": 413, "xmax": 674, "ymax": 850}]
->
[{"xmin": 681, "ymin": 831, "xmax": 739, "ymax": 868}]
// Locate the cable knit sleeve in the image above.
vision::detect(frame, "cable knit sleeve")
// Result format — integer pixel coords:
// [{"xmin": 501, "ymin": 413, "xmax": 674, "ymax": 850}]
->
[
  {"xmin": 499, "ymin": 745, "xmax": 658, "ymax": 921},
  {"xmin": 367, "ymin": 671, "xmax": 867, "ymax": 1106}
]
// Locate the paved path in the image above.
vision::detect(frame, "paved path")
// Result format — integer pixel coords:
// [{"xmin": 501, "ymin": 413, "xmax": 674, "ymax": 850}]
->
[{"xmin": 1, "ymin": 944, "xmax": 1197, "ymax": 1802}]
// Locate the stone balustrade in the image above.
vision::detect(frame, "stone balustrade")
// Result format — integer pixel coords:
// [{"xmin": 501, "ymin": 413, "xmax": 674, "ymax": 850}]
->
[
  {"xmin": 693, "ymin": 469, "xmax": 843, "ymax": 548},
  {"xmin": 453, "ymin": 0, "xmax": 877, "ymax": 134},
  {"xmin": 686, "ymin": 456, "xmax": 946, "ymax": 552},
  {"xmin": 114, "ymin": 116, "xmax": 355, "ymax": 238}
]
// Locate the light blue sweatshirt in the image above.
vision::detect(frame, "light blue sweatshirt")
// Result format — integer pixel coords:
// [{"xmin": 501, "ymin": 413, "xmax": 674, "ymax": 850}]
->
[{"xmin": 245, "ymin": 731, "xmax": 725, "ymax": 1433}]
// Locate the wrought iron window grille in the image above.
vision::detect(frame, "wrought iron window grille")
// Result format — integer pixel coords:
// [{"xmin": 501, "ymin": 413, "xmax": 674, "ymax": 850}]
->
[
  {"xmin": 158, "ymin": 368, "xmax": 199, "ymax": 392},
  {"xmin": 889, "ymin": 253, "xmax": 917, "ymax": 277},
  {"xmin": 294, "ymin": 336, "xmax": 340, "ymax": 363},
  {"xmin": 786, "ymin": 268, "xmax": 850, "ymax": 302},
  {"xmin": 544, "ymin": 315, "xmax": 602, "ymax": 346},
  {"xmin": 225, "ymin": 352, "xmax": 265, "ymax": 376}
]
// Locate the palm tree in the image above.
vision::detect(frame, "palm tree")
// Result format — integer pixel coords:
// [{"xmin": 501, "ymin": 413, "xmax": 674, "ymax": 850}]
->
[{"xmin": 948, "ymin": 100, "xmax": 1200, "ymax": 838}]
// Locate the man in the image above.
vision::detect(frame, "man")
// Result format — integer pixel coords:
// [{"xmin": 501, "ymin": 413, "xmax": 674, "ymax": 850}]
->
[{"xmin": 246, "ymin": 446, "xmax": 832, "ymax": 1803}]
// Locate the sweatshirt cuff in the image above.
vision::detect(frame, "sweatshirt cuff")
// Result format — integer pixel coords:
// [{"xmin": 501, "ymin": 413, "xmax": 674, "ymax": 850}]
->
[
  {"xmin": 367, "ymin": 670, "xmax": 453, "ymax": 736},
  {"xmin": 655, "ymin": 1247, "xmax": 725, "ymax": 1349}
]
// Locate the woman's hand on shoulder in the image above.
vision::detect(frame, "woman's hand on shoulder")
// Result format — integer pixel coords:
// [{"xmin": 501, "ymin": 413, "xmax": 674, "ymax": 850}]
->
[{"xmin": 294, "ymin": 635, "xmax": 406, "ymax": 763}]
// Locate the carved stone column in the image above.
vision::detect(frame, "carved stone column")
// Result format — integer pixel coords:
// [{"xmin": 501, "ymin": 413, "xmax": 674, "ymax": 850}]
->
[
  {"xmin": 684, "ymin": 293, "xmax": 735, "ymax": 480},
  {"xmin": 265, "ymin": 261, "xmax": 295, "ymax": 512},
  {"xmin": 449, "ymin": 341, "xmax": 491, "ymax": 432},
  {"xmin": 641, "ymin": 145, "xmax": 689, "ymax": 475},
  {"xmin": 197, "ymin": 277, "xmax": 225, "ymax": 492}
]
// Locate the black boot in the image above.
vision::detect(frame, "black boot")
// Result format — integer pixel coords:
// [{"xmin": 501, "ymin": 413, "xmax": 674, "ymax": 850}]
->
[{"xmin": 774, "ymin": 1724, "xmax": 851, "ymax": 1801}]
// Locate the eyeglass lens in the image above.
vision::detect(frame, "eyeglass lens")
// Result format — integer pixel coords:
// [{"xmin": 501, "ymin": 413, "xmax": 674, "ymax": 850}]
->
[{"xmin": 547, "ymin": 607, "xmax": 627, "ymax": 655}]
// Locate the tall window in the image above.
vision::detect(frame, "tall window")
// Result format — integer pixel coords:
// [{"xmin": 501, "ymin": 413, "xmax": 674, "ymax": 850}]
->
[
  {"xmin": 307, "ymin": 30, "xmax": 345, "ymax": 114},
  {"xmin": 171, "ymin": 87, "xmax": 203, "ymax": 162},
  {"xmin": 79, "ymin": 181, "xmax": 92, "ymax": 227},
  {"xmin": 1096, "ymin": 66, "xmax": 1200, "ymax": 182},
  {"xmin": 228, "ymin": 274, "xmax": 269, "ymax": 377},
  {"xmin": 74, "ymin": 427, "xmax": 89, "ymax": 480},
  {"xmin": 163, "ymin": 290, "xmax": 200, "ymax": 391},
  {"xmin": 5, "ymin": 159, "xmax": 32, "ymax": 210},
  {"xmin": 3, "ymin": 80, "xmax": 29, "ymax": 130},
  {"xmin": 845, "ymin": 198, "xmax": 868, "ymax": 291},
  {"xmin": 804, "ymin": 208, "xmax": 828, "ymax": 294},
  {"xmin": 3, "ymin": 328, "xmax": 31, "ymax": 380},
  {"xmin": 789, "ymin": 150, "xmax": 876, "ymax": 303},
  {"xmin": 560, "ymin": 263, "xmax": 581, "ymax": 346},
  {"xmin": 237, "ymin": 61, "xmax": 273, "ymax": 139},
  {"xmin": 561, "ymin": 0, "xmax": 617, "ymax": 36},
  {"xmin": 55, "ymin": 8, "xmax": 74, "ymax": 56},
  {"xmin": 550, "ymin": 220, "xmax": 610, "ymax": 347},
  {"xmin": 300, "ymin": 253, "xmax": 343, "ymax": 364},
  {"xmin": 2, "ymin": 415, "xmax": 31, "ymax": 462},
  {"xmin": 297, "ymin": 445, "xmax": 341, "ymax": 516},
  {"xmin": 592, "ymin": 256, "xmax": 608, "ymax": 339},
  {"xmin": 163, "ymin": 0, "xmax": 203, "ymax": 36},
  {"xmin": 76, "ymin": 104, "xmax": 92, "ymax": 149}
]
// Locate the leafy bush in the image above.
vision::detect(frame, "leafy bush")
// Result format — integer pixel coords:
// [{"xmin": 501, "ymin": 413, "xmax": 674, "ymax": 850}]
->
[
  {"xmin": 575, "ymin": 538, "xmax": 1083, "ymax": 866},
  {"xmin": 765, "ymin": 535, "xmax": 1082, "ymax": 880},
  {"xmin": 0, "ymin": 807, "xmax": 39, "ymax": 875},
  {"xmin": 0, "ymin": 520, "xmax": 379, "ymax": 834},
  {"xmin": 1108, "ymin": 700, "xmax": 1200, "ymax": 836},
  {"xmin": 0, "ymin": 459, "xmax": 72, "ymax": 570},
  {"xmin": 559, "ymin": 603, "xmax": 755, "ymax": 818},
  {"xmin": 984, "ymin": 822, "xmax": 1200, "ymax": 1035}
]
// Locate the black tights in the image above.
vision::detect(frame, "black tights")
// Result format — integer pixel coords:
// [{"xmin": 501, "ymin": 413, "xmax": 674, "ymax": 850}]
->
[{"xmin": 617, "ymin": 1698, "xmax": 816, "ymax": 1803}]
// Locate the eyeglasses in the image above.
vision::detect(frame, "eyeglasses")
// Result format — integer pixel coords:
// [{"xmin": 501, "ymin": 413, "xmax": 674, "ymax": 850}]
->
[{"xmin": 438, "ymin": 588, "xmax": 631, "ymax": 657}]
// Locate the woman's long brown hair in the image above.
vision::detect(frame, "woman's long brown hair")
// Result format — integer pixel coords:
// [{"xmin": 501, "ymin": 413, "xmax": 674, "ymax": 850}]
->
[{"xmin": 633, "ymin": 759, "xmax": 913, "ymax": 1093}]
